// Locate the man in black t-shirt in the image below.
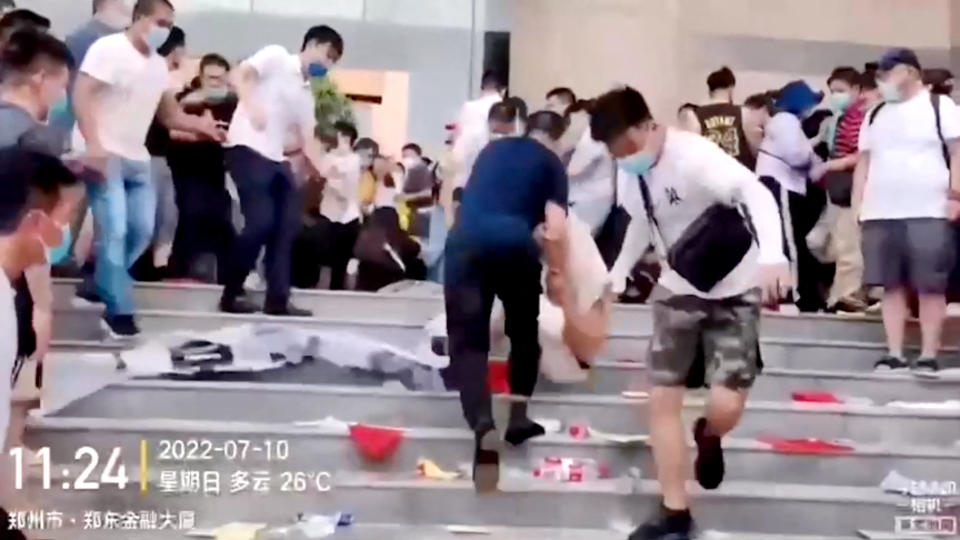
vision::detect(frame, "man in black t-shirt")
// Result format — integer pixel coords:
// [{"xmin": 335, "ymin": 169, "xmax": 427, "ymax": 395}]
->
[
  {"xmin": 166, "ymin": 53, "xmax": 238, "ymax": 283},
  {"xmin": 681, "ymin": 67, "xmax": 756, "ymax": 170}
]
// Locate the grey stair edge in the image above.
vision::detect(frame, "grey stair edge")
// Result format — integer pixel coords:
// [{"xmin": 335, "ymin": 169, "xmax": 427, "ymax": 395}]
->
[
  {"xmin": 39, "ymin": 524, "xmax": 865, "ymax": 540},
  {"xmin": 24, "ymin": 464, "xmax": 910, "ymax": 505},
  {"xmin": 26, "ymin": 414, "xmax": 960, "ymax": 459},
  {"xmin": 74, "ymin": 380, "xmax": 960, "ymax": 419}
]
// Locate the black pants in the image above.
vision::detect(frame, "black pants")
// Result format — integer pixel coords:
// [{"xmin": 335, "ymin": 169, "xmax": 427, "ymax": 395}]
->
[
  {"xmin": 222, "ymin": 146, "xmax": 302, "ymax": 307},
  {"xmin": 760, "ymin": 177, "xmax": 830, "ymax": 312},
  {"xmin": 444, "ymin": 241, "xmax": 542, "ymax": 433},
  {"xmin": 168, "ymin": 164, "xmax": 235, "ymax": 283},
  {"xmin": 291, "ymin": 219, "xmax": 332, "ymax": 289},
  {"xmin": 327, "ymin": 219, "xmax": 360, "ymax": 290}
]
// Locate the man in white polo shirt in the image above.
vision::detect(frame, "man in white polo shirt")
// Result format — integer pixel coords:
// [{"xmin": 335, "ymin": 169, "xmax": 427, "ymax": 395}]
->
[
  {"xmin": 855, "ymin": 48, "xmax": 960, "ymax": 373},
  {"xmin": 219, "ymin": 25, "xmax": 344, "ymax": 315},
  {"xmin": 73, "ymin": 0, "xmax": 224, "ymax": 338}
]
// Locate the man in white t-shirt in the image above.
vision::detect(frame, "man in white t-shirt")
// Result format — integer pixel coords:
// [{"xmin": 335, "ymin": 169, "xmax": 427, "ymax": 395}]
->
[
  {"xmin": 591, "ymin": 87, "xmax": 789, "ymax": 540},
  {"xmin": 0, "ymin": 149, "xmax": 80, "ymax": 513},
  {"xmin": 317, "ymin": 121, "xmax": 361, "ymax": 291},
  {"xmin": 219, "ymin": 25, "xmax": 343, "ymax": 315},
  {"xmin": 72, "ymin": 0, "xmax": 223, "ymax": 338},
  {"xmin": 854, "ymin": 48, "xmax": 960, "ymax": 373}
]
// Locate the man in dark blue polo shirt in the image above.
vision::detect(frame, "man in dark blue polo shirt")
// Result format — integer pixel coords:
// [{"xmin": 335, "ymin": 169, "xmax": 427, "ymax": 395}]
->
[{"xmin": 444, "ymin": 110, "xmax": 569, "ymax": 493}]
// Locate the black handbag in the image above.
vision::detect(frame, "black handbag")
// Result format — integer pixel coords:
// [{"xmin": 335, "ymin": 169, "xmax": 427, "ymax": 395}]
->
[
  {"xmin": 638, "ymin": 175, "xmax": 755, "ymax": 293},
  {"xmin": 594, "ymin": 164, "xmax": 632, "ymax": 269},
  {"xmin": 822, "ymin": 170, "xmax": 853, "ymax": 207}
]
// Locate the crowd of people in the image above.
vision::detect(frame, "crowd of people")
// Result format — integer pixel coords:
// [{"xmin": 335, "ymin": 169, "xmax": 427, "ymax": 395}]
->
[{"xmin": 0, "ymin": 0, "xmax": 959, "ymax": 539}]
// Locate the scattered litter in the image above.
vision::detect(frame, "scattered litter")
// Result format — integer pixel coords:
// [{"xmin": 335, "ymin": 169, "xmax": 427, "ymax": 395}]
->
[
  {"xmin": 293, "ymin": 416, "xmax": 352, "ymax": 433},
  {"xmin": 885, "ymin": 400, "xmax": 960, "ymax": 411},
  {"xmin": 621, "ymin": 391, "xmax": 649, "ymax": 400},
  {"xmin": 589, "ymin": 428, "xmax": 649, "ymax": 446},
  {"xmin": 880, "ymin": 470, "xmax": 914, "ymax": 496},
  {"xmin": 294, "ymin": 514, "xmax": 340, "ymax": 538},
  {"xmin": 349, "ymin": 424, "xmax": 405, "ymax": 461},
  {"xmin": 533, "ymin": 457, "xmax": 611, "ymax": 482},
  {"xmin": 568, "ymin": 423, "xmax": 590, "ymax": 440},
  {"xmin": 791, "ymin": 391, "xmax": 843, "ymax": 404},
  {"xmin": 445, "ymin": 525, "xmax": 493, "ymax": 535},
  {"xmin": 756, "ymin": 436, "xmax": 854, "ymax": 455},
  {"xmin": 185, "ymin": 522, "xmax": 267, "ymax": 539},
  {"xmin": 533, "ymin": 417, "xmax": 562, "ymax": 434},
  {"xmin": 417, "ymin": 458, "xmax": 462, "ymax": 480},
  {"xmin": 628, "ymin": 467, "xmax": 643, "ymax": 479}
]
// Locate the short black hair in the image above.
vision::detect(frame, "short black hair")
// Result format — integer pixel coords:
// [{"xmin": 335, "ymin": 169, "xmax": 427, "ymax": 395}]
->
[
  {"xmin": 133, "ymin": 0, "xmax": 173, "ymax": 21},
  {"xmin": 0, "ymin": 148, "xmax": 78, "ymax": 233},
  {"xmin": 0, "ymin": 8, "xmax": 49, "ymax": 42},
  {"xmin": 923, "ymin": 68, "xmax": 954, "ymax": 95},
  {"xmin": 156, "ymin": 25, "xmax": 184, "ymax": 56},
  {"xmin": 859, "ymin": 71, "xmax": 878, "ymax": 91},
  {"xmin": 827, "ymin": 66, "xmax": 860, "ymax": 88},
  {"xmin": 488, "ymin": 101, "xmax": 518, "ymax": 124},
  {"xmin": 526, "ymin": 110, "xmax": 566, "ymax": 141},
  {"xmin": 707, "ymin": 66, "xmax": 736, "ymax": 93},
  {"xmin": 301, "ymin": 25, "xmax": 343, "ymax": 58},
  {"xmin": 589, "ymin": 86, "xmax": 652, "ymax": 144},
  {"xmin": 334, "ymin": 121, "xmax": 358, "ymax": 145},
  {"xmin": 402, "ymin": 143, "xmax": 422, "ymax": 156},
  {"xmin": 743, "ymin": 93, "xmax": 774, "ymax": 114},
  {"xmin": 546, "ymin": 87, "xmax": 577, "ymax": 106},
  {"xmin": 677, "ymin": 102, "xmax": 699, "ymax": 114},
  {"xmin": 0, "ymin": 28, "xmax": 73, "ymax": 83},
  {"xmin": 353, "ymin": 136, "xmax": 378, "ymax": 154},
  {"xmin": 481, "ymin": 70, "xmax": 505, "ymax": 92},
  {"xmin": 200, "ymin": 53, "xmax": 229, "ymax": 72},
  {"xmin": 505, "ymin": 96, "xmax": 528, "ymax": 122}
]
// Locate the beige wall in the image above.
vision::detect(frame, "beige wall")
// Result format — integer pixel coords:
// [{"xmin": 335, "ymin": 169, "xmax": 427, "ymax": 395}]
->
[{"xmin": 512, "ymin": 0, "xmax": 958, "ymax": 122}]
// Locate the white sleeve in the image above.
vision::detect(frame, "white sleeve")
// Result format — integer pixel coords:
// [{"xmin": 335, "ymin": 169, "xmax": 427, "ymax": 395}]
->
[
  {"xmin": 80, "ymin": 37, "xmax": 119, "ymax": 85},
  {"xmin": 567, "ymin": 130, "xmax": 605, "ymax": 178},
  {"xmin": 937, "ymin": 96, "xmax": 960, "ymax": 141},
  {"xmin": 244, "ymin": 45, "xmax": 288, "ymax": 79},
  {"xmin": 297, "ymin": 90, "xmax": 317, "ymax": 140},
  {"xmin": 769, "ymin": 114, "xmax": 815, "ymax": 167},
  {"xmin": 695, "ymin": 142, "xmax": 787, "ymax": 266}
]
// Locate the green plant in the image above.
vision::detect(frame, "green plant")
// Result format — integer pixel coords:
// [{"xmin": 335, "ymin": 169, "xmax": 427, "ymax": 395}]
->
[{"xmin": 312, "ymin": 76, "xmax": 356, "ymax": 139}]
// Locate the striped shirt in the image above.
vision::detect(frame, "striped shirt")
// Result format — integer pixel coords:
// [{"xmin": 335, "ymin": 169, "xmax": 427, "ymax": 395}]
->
[{"xmin": 832, "ymin": 98, "xmax": 867, "ymax": 158}]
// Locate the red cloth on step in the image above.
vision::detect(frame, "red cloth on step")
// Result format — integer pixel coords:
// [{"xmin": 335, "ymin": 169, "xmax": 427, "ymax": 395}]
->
[
  {"xmin": 757, "ymin": 436, "xmax": 853, "ymax": 455},
  {"xmin": 349, "ymin": 424, "xmax": 405, "ymax": 462},
  {"xmin": 791, "ymin": 391, "xmax": 843, "ymax": 404}
]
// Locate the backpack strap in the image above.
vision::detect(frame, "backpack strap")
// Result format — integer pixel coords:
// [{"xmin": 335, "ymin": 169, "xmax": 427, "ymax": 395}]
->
[
  {"xmin": 930, "ymin": 93, "xmax": 951, "ymax": 167},
  {"xmin": 867, "ymin": 102, "xmax": 886, "ymax": 125},
  {"xmin": 636, "ymin": 175, "xmax": 667, "ymax": 258}
]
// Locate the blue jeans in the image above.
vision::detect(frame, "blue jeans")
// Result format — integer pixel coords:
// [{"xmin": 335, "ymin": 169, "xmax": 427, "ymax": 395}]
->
[{"xmin": 87, "ymin": 157, "xmax": 156, "ymax": 316}]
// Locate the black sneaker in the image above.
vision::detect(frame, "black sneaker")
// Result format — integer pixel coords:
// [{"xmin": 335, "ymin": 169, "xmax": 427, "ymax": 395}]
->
[
  {"xmin": 627, "ymin": 506, "xmax": 695, "ymax": 540},
  {"xmin": 73, "ymin": 283, "xmax": 104, "ymax": 308},
  {"xmin": 101, "ymin": 315, "xmax": 140, "ymax": 339},
  {"xmin": 263, "ymin": 304, "xmax": 312, "ymax": 317},
  {"xmin": 472, "ymin": 426, "xmax": 500, "ymax": 494},
  {"xmin": 693, "ymin": 417, "xmax": 724, "ymax": 490},
  {"xmin": 219, "ymin": 295, "xmax": 259, "ymax": 314},
  {"xmin": 874, "ymin": 355, "xmax": 909, "ymax": 372},
  {"xmin": 913, "ymin": 357, "xmax": 941, "ymax": 373}
]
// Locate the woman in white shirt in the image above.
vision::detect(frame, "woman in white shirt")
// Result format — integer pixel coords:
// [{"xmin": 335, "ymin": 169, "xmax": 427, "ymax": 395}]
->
[{"xmin": 755, "ymin": 80, "xmax": 826, "ymax": 312}]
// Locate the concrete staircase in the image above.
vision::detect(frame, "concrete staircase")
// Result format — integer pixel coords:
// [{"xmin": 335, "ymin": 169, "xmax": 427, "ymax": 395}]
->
[{"xmin": 14, "ymin": 280, "xmax": 960, "ymax": 539}]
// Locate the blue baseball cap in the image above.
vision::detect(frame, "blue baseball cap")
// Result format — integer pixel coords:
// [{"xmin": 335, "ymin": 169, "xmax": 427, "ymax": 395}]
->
[
  {"xmin": 878, "ymin": 48, "xmax": 921, "ymax": 72},
  {"xmin": 775, "ymin": 80, "xmax": 824, "ymax": 116}
]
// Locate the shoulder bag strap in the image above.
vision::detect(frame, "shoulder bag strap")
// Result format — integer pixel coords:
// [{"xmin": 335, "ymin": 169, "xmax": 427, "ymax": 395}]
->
[{"xmin": 636, "ymin": 174, "xmax": 668, "ymax": 258}]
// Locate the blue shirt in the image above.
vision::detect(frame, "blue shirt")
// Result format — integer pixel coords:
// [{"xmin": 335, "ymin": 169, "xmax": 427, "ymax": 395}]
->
[{"xmin": 455, "ymin": 137, "xmax": 568, "ymax": 251}]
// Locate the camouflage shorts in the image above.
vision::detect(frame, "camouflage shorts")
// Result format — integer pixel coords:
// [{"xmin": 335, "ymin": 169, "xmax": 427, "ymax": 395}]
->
[{"xmin": 648, "ymin": 287, "xmax": 762, "ymax": 390}]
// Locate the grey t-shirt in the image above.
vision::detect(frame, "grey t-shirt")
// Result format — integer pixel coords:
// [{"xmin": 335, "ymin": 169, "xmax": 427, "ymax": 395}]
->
[{"xmin": 0, "ymin": 102, "xmax": 64, "ymax": 156}]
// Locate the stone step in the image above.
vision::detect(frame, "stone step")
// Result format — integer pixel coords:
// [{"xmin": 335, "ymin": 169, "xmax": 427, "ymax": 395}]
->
[
  {"xmin": 44, "ymin": 344, "xmax": 960, "ymax": 402},
  {"xmin": 50, "ymin": 310, "xmax": 960, "ymax": 372},
  {"xmin": 25, "ymin": 416, "xmax": 959, "ymax": 488},
  {"xmin": 46, "ymin": 382, "xmax": 960, "ymax": 446},
  {"xmin": 21, "ymin": 466, "xmax": 914, "ymax": 537},
  {"xmin": 52, "ymin": 279, "xmax": 959, "ymax": 344},
  {"xmin": 39, "ymin": 526, "xmax": 867, "ymax": 540}
]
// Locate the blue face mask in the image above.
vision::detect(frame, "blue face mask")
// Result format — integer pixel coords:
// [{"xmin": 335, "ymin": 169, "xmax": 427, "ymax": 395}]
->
[
  {"xmin": 46, "ymin": 223, "xmax": 72, "ymax": 265},
  {"xmin": 308, "ymin": 63, "xmax": 328, "ymax": 79},
  {"xmin": 144, "ymin": 24, "xmax": 170, "ymax": 52},
  {"xmin": 618, "ymin": 150, "xmax": 657, "ymax": 176}
]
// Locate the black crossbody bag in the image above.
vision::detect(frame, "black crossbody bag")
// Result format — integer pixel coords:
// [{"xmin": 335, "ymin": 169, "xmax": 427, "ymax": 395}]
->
[{"xmin": 637, "ymin": 175, "xmax": 756, "ymax": 293}]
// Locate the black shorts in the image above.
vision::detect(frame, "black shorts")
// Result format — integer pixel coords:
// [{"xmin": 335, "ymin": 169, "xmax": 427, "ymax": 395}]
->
[{"xmin": 861, "ymin": 218, "xmax": 956, "ymax": 294}]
